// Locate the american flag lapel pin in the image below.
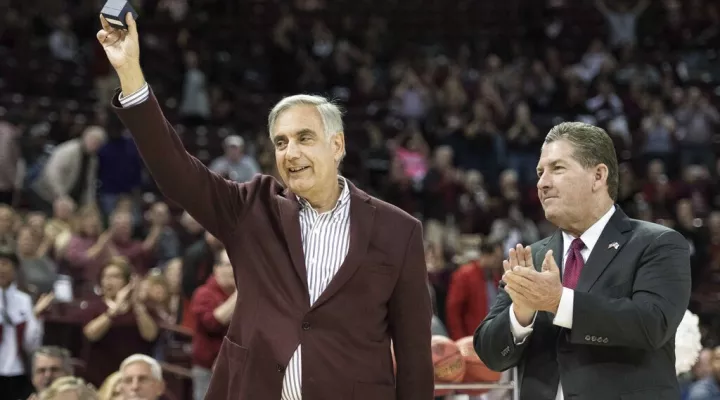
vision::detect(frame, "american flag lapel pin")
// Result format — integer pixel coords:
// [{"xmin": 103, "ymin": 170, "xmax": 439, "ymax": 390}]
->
[{"xmin": 608, "ymin": 242, "xmax": 619, "ymax": 250}]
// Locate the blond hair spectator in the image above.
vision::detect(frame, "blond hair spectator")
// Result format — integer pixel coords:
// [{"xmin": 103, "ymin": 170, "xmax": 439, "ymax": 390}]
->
[
  {"xmin": 38, "ymin": 376, "xmax": 98, "ymax": 400},
  {"xmin": 96, "ymin": 371, "xmax": 122, "ymax": 400}
]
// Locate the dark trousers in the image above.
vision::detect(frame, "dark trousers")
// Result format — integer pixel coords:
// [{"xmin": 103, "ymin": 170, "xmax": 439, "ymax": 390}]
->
[{"xmin": 0, "ymin": 374, "xmax": 34, "ymax": 400}]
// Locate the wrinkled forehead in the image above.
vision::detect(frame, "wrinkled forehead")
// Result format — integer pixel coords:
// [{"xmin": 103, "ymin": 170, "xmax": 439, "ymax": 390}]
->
[
  {"xmin": 271, "ymin": 105, "xmax": 324, "ymax": 139},
  {"xmin": 34, "ymin": 353, "xmax": 65, "ymax": 368},
  {"xmin": 122, "ymin": 361, "xmax": 154, "ymax": 378}
]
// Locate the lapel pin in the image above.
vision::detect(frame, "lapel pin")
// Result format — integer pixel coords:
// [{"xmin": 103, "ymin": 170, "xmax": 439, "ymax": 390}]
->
[{"xmin": 608, "ymin": 242, "xmax": 619, "ymax": 250}]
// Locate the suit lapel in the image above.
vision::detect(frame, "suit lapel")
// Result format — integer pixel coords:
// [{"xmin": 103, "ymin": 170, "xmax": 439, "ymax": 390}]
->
[
  {"xmin": 311, "ymin": 187, "xmax": 376, "ymax": 310},
  {"xmin": 576, "ymin": 208, "xmax": 633, "ymax": 292},
  {"xmin": 537, "ymin": 231, "xmax": 563, "ymax": 277},
  {"xmin": 276, "ymin": 190, "xmax": 309, "ymax": 304}
]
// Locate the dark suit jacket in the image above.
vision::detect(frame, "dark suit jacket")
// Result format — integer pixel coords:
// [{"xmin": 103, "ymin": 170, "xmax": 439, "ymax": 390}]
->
[
  {"xmin": 111, "ymin": 90, "xmax": 434, "ymax": 400},
  {"xmin": 474, "ymin": 208, "xmax": 691, "ymax": 400}
]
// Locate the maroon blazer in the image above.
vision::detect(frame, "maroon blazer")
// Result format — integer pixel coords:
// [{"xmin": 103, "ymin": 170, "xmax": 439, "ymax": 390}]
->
[{"xmin": 112, "ymin": 90, "xmax": 434, "ymax": 400}]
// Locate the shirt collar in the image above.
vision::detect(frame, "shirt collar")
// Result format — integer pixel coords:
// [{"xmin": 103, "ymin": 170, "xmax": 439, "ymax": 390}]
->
[
  {"xmin": 562, "ymin": 205, "xmax": 616, "ymax": 255},
  {"xmin": 296, "ymin": 176, "xmax": 351, "ymax": 213}
]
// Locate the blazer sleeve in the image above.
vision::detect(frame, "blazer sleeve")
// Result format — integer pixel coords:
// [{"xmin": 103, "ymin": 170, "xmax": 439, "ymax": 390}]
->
[
  {"xmin": 473, "ymin": 285, "xmax": 531, "ymax": 372},
  {"xmin": 569, "ymin": 230, "xmax": 691, "ymax": 350},
  {"xmin": 112, "ymin": 89, "xmax": 263, "ymax": 241},
  {"xmin": 389, "ymin": 221, "xmax": 434, "ymax": 400}
]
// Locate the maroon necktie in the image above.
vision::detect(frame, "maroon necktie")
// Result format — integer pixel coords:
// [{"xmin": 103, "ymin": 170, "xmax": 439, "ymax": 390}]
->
[{"xmin": 563, "ymin": 238, "xmax": 585, "ymax": 289}]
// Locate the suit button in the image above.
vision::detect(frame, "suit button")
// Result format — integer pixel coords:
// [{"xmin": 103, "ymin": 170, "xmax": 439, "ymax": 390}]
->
[
  {"xmin": 277, "ymin": 364, "xmax": 284, "ymax": 372},
  {"xmin": 591, "ymin": 336, "xmax": 597, "ymax": 341},
  {"xmin": 602, "ymin": 338, "xmax": 609, "ymax": 344},
  {"xmin": 302, "ymin": 321, "xmax": 311, "ymax": 330},
  {"xmin": 585, "ymin": 335, "xmax": 591, "ymax": 341}
]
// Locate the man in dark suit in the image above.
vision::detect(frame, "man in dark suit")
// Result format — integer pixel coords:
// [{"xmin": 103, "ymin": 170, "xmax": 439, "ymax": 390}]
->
[
  {"xmin": 474, "ymin": 122, "xmax": 691, "ymax": 400},
  {"xmin": 96, "ymin": 13, "xmax": 433, "ymax": 400}
]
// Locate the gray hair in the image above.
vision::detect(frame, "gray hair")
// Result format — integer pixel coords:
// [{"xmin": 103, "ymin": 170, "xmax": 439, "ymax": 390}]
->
[
  {"xmin": 544, "ymin": 121, "xmax": 619, "ymax": 201},
  {"xmin": 33, "ymin": 346, "xmax": 73, "ymax": 374},
  {"xmin": 120, "ymin": 354, "xmax": 163, "ymax": 381},
  {"xmin": 268, "ymin": 94, "xmax": 344, "ymax": 139}
]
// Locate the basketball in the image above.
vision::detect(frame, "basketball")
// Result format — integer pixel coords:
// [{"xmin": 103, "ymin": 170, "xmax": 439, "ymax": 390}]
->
[
  {"xmin": 455, "ymin": 336, "xmax": 502, "ymax": 395},
  {"xmin": 432, "ymin": 335, "xmax": 466, "ymax": 382}
]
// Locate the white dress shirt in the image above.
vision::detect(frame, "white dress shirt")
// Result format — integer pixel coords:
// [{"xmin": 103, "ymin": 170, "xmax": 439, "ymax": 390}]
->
[
  {"xmin": 508, "ymin": 206, "xmax": 615, "ymax": 400},
  {"xmin": 119, "ymin": 84, "xmax": 353, "ymax": 399},
  {"xmin": 0, "ymin": 283, "xmax": 44, "ymax": 376}
]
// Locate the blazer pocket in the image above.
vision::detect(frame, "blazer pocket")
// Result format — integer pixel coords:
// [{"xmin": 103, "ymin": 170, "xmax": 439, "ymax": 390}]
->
[
  {"xmin": 206, "ymin": 337, "xmax": 249, "ymax": 400},
  {"xmin": 353, "ymin": 381, "xmax": 395, "ymax": 400}
]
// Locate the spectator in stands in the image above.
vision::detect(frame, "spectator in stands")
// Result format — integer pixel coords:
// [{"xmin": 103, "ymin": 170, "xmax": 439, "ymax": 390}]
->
[
  {"xmin": 208, "ymin": 135, "xmax": 261, "ymax": 183},
  {"xmin": 160, "ymin": 258, "xmax": 186, "ymax": 327},
  {"xmin": 96, "ymin": 124, "xmax": 143, "ymax": 219},
  {"xmin": 181, "ymin": 232, "xmax": 223, "ymax": 300},
  {"xmin": 38, "ymin": 376, "xmax": 98, "ymax": 400},
  {"xmin": 674, "ymin": 87, "xmax": 720, "ymax": 170},
  {"xmin": 81, "ymin": 259, "xmax": 159, "ymax": 388},
  {"xmin": 0, "ymin": 121, "xmax": 21, "ymax": 206},
  {"xmin": 96, "ymin": 371, "xmax": 121, "ymax": 400},
  {"xmin": 445, "ymin": 240, "xmax": 503, "ymax": 340},
  {"xmin": 506, "ymin": 101, "xmax": 542, "ymax": 186},
  {"xmin": 0, "ymin": 205, "xmax": 17, "ymax": 249},
  {"xmin": 44, "ymin": 198, "xmax": 76, "ymax": 256},
  {"xmin": 28, "ymin": 126, "xmax": 106, "ymax": 216},
  {"xmin": 106, "ymin": 210, "xmax": 162, "ymax": 276},
  {"xmin": 189, "ymin": 250, "xmax": 236, "ymax": 400},
  {"xmin": 16, "ymin": 225, "xmax": 58, "ymax": 300},
  {"xmin": 178, "ymin": 51, "xmax": 211, "ymax": 126},
  {"xmin": 48, "ymin": 15, "xmax": 79, "ymax": 63},
  {"xmin": 30, "ymin": 346, "xmax": 73, "ymax": 396},
  {"xmin": 144, "ymin": 202, "xmax": 180, "ymax": 265},
  {"xmin": 63, "ymin": 206, "xmax": 112, "ymax": 295},
  {"xmin": 119, "ymin": 354, "xmax": 166, "ymax": 400},
  {"xmin": 0, "ymin": 248, "xmax": 44, "ymax": 400},
  {"xmin": 594, "ymin": 0, "xmax": 650, "ymax": 49},
  {"xmin": 687, "ymin": 346, "xmax": 720, "ymax": 399},
  {"xmin": 177, "ymin": 212, "xmax": 204, "ymax": 250}
]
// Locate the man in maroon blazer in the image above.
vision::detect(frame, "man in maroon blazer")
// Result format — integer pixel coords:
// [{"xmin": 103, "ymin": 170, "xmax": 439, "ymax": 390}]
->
[{"xmin": 96, "ymin": 13, "xmax": 434, "ymax": 400}]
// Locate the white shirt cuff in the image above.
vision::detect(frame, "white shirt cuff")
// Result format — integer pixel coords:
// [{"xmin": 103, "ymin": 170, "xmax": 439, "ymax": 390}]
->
[
  {"xmin": 118, "ymin": 83, "xmax": 150, "ymax": 108},
  {"xmin": 509, "ymin": 304, "xmax": 536, "ymax": 345},
  {"xmin": 552, "ymin": 287, "xmax": 574, "ymax": 329}
]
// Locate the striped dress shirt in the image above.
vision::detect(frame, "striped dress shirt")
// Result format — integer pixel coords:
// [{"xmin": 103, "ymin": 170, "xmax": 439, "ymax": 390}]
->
[{"xmin": 120, "ymin": 84, "xmax": 353, "ymax": 399}]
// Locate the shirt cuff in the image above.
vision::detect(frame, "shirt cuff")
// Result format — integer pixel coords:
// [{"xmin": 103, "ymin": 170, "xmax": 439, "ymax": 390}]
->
[
  {"xmin": 118, "ymin": 83, "xmax": 150, "ymax": 108},
  {"xmin": 509, "ymin": 303, "xmax": 536, "ymax": 345},
  {"xmin": 552, "ymin": 287, "xmax": 574, "ymax": 329}
]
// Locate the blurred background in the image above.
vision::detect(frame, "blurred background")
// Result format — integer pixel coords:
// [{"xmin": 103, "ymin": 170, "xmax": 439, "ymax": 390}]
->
[{"xmin": 1, "ymin": 0, "xmax": 719, "ymax": 399}]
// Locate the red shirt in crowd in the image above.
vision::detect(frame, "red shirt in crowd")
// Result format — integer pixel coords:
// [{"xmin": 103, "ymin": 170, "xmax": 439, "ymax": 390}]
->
[
  {"xmin": 190, "ymin": 276, "xmax": 233, "ymax": 369},
  {"xmin": 445, "ymin": 261, "xmax": 501, "ymax": 341}
]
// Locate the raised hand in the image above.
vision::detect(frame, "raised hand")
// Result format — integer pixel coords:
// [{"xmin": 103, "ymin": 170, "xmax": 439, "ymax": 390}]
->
[
  {"xmin": 503, "ymin": 243, "xmax": 534, "ymax": 272},
  {"xmin": 33, "ymin": 293, "xmax": 55, "ymax": 317},
  {"xmin": 97, "ymin": 13, "xmax": 140, "ymax": 72},
  {"xmin": 502, "ymin": 244, "xmax": 537, "ymax": 320}
]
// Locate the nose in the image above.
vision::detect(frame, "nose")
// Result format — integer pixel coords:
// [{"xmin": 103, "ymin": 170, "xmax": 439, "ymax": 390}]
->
[
  {"xmin": 537, "ymin": 171, "xmax": 550, "ymax": 191},
  {"xmin": 285, "ymin": 140, "xmax": 300, "ymax": 161}
]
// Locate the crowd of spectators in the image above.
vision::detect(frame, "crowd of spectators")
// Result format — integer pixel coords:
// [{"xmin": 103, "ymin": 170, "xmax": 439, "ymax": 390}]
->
[{"xmin": 1, "ymin": 0, "xmax": 720, "ymax": 399}]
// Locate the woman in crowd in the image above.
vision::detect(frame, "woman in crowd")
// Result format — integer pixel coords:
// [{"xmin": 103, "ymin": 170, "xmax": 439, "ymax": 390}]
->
[
  {"xmin": 97, "ymin": 371, "xmax": 122, "ymax": 400},
  {"xmin": 16, "ymin": 224, "xmax": 58, "ymax": 299},
  {"xmin": 81, "ymin": 259, "xmax": 159, "ymax": 387},
  {"xmin": 63, "ymin": 205, "xmax": 113, "ymax": 295}
]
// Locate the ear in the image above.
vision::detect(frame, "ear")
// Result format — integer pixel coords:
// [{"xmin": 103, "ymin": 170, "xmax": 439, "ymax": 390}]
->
[
  {"xmin": 593, "ymin": 163, "xmax": 609, "ymax": 192},
  {"xmin": 332, "ymin": 132, "xmax": 345, "ymax": 163}
]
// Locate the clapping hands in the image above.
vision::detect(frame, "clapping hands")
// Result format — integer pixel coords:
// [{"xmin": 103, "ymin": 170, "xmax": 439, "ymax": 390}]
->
[{"xmin": 503, "ymin": 245, "xmax": 564, "ymax": 314}]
